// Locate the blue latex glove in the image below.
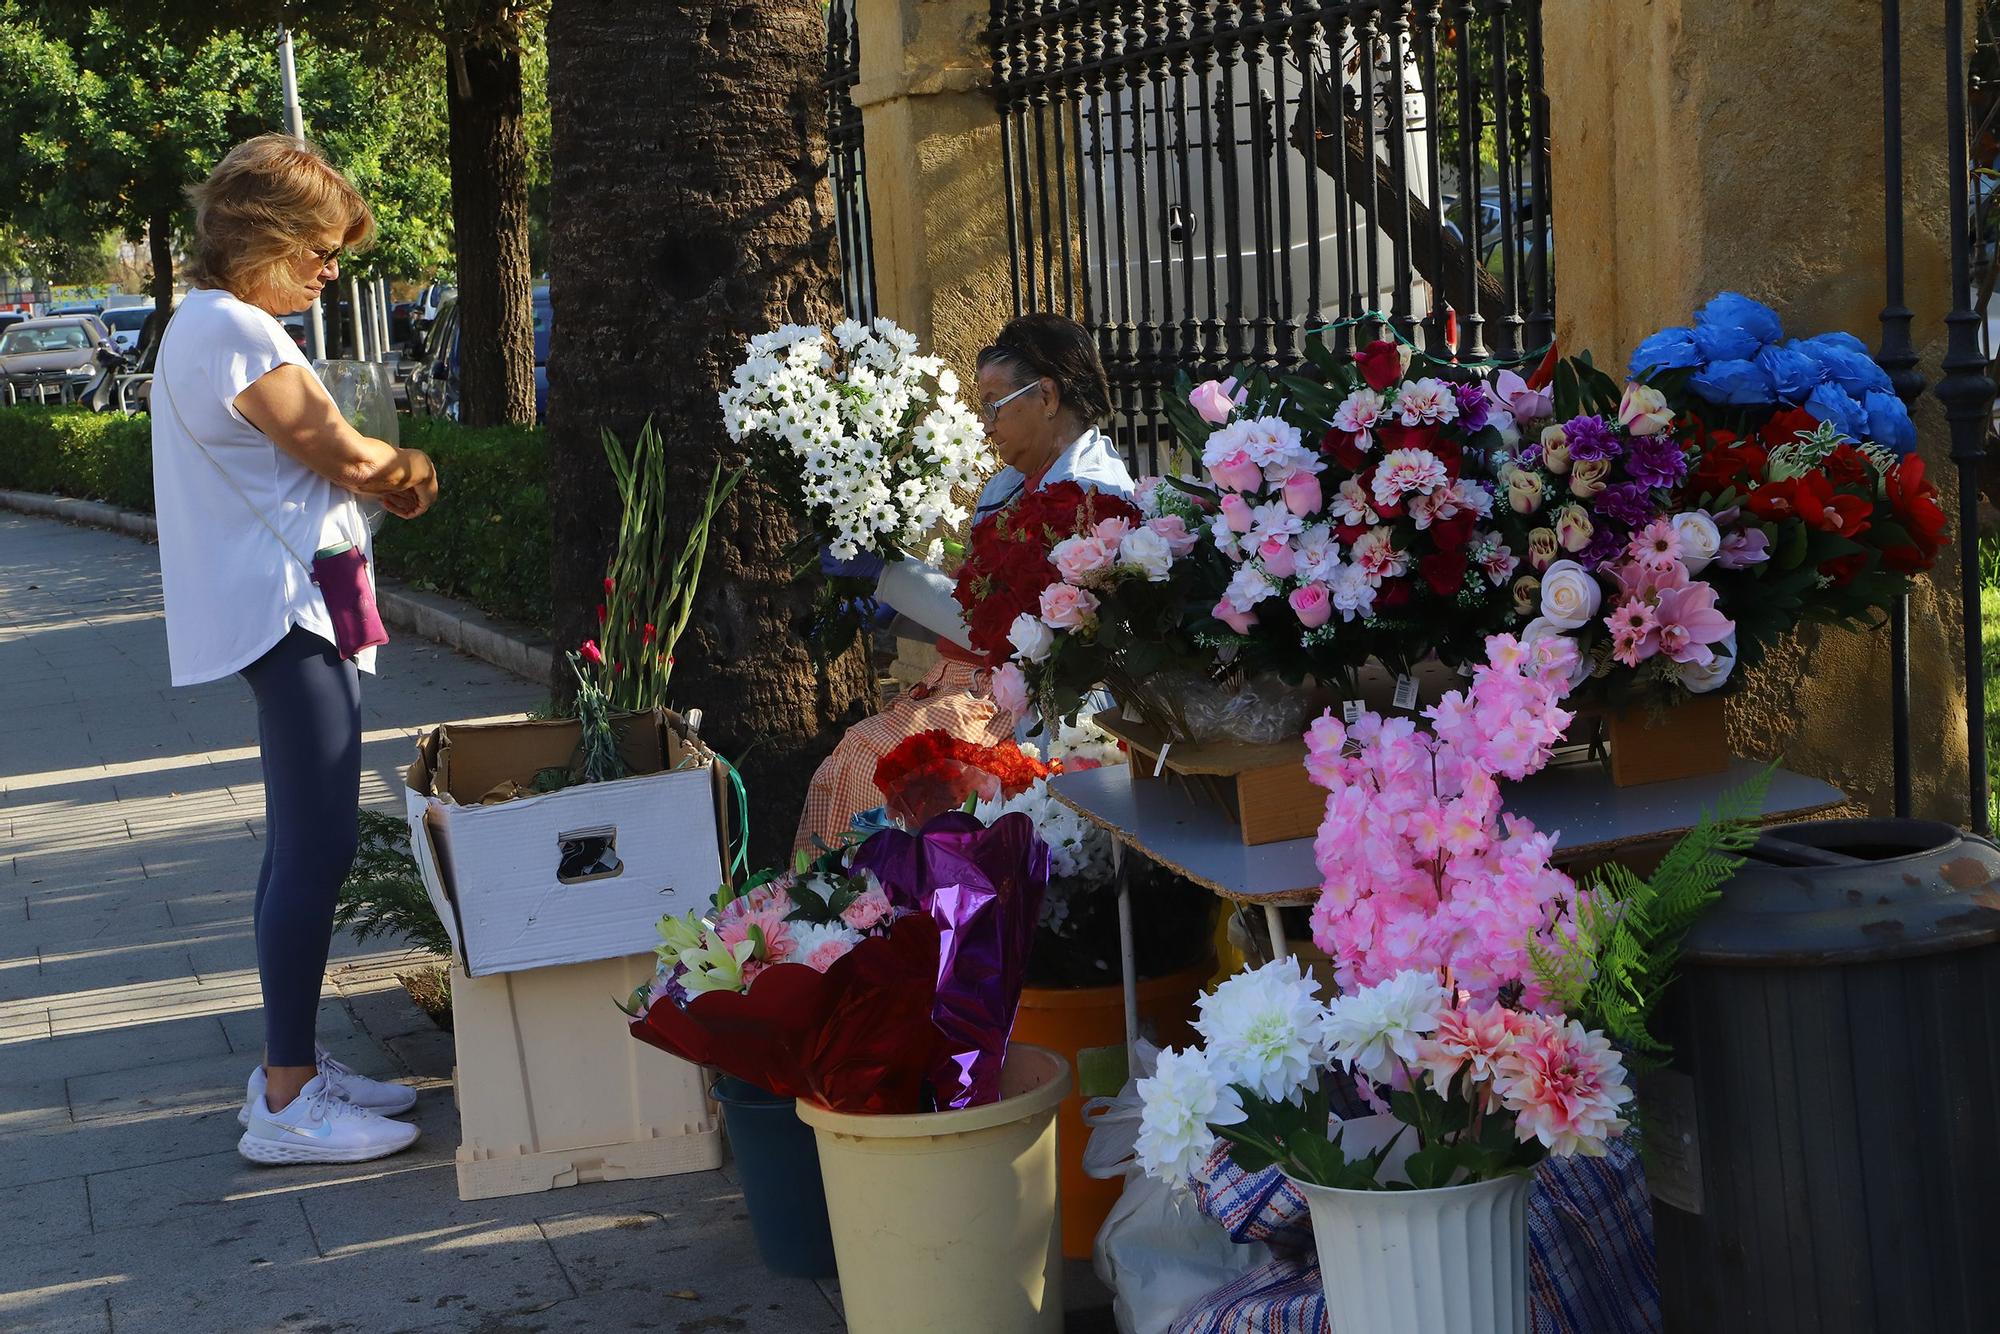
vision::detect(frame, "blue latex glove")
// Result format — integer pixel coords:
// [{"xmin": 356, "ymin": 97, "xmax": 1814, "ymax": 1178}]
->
[{"xmin": 819, "ymin": 546, "xmax": 886, "ymax": 581}]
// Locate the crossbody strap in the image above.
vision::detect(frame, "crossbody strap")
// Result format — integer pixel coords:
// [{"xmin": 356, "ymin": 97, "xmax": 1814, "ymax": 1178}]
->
[{"xmin": 155, "ymin": 322, "xmax": 345, "ymax": 578}]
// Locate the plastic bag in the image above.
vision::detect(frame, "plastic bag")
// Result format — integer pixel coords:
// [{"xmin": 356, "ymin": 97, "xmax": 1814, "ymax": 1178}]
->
[{"xmin": 1082, "ymin": 1041, "xmax": 1273, "ymax": 1334}]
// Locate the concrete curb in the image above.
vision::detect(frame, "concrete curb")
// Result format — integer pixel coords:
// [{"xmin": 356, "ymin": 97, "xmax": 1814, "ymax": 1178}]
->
[{"xmin": 0, "ymin": 487, "xmax": 554, "ymax": 686}]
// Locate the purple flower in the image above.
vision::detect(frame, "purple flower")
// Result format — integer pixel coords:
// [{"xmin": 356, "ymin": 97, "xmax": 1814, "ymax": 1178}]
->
[
  {"xmin": 1622, "ymin": 434, "xmax": 1688, "ymax": 489},
  {"xmin": 1592, "ymin": 481, "xmax": 1657, "ymax": 528},
  {"xmin": 1578, "ymin": 525, "xmax": 1626, "ymax": 571},
  {"xmin": 1516, "ymin": 441, "xmax": 1544, "ymax": 469},
  {"xmin": 1454, "ymin": 381, "xmax": 1493, "ymax": 432},
  {"xmin": 1716, "ymin": 527, "xmax": 1771, "ymax": 569},
  {"xmin": 1563, "ymin": 415, "xmax": 1621, "ymax": 462}
]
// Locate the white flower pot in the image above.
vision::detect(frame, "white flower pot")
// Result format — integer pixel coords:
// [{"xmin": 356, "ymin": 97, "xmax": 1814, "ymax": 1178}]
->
[{"xmin": 1289, "ymin": 1169, "xmax": 1534, "ymax": 1334}]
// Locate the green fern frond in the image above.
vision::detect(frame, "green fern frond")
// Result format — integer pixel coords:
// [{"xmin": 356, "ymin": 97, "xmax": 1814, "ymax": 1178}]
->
[{"xmin": 1532, "ymin": 767, "xmax": 1772, "ymax": 1061}]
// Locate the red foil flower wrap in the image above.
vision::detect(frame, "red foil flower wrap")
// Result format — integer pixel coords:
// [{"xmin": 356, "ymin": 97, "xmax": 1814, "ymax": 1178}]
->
[{"xmin": 628, "ymin": 912, "xmax": 946, "ymax": 1114}]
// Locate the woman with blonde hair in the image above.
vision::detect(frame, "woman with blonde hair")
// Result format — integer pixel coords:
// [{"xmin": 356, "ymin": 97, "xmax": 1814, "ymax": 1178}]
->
[{"xmin": 153, "ymin": 133, "xmax": 437, "ymax": 1165}]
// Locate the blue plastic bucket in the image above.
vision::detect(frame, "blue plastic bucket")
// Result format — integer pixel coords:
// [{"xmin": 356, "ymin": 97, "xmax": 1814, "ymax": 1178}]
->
[{"xmin": 712, "ymin": 1077, "xmax": 838, "ymax": 1279}]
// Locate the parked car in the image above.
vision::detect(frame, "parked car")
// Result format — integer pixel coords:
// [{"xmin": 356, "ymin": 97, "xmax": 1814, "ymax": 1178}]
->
[
  {"xmin": 0, "ymin": 311, "xmax": 26, "ymax": 336},
  {"xmin": 48, "ymin": 302, "xmax": 103, "ymax": 318},
  {"xmin": 0, "ymin": 316, "xmax": 112, "ymax": 402},
  {"xmin": 279, "ymin": 313, "xmax": 307, "ymax": 351},
  {"xmin": 407, "ymin": 297, "xmax": 458, "ymax": 419},
  {"xmin": 101, "ymin": 303, "xmax": 154, "ymax": 354},
  {"xmin": 408, "ymin": 285, "xmax": 551, "ymax": 423}
]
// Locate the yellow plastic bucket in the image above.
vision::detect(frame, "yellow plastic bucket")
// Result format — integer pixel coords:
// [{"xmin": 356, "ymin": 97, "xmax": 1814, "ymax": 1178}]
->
[{"xmin": 796, "ymin": 1043, "xmax": 1069, "ymax": 1334}]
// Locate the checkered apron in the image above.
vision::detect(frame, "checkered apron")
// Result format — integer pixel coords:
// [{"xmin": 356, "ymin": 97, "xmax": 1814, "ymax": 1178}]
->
[{"xmin": 792, "ymin": 658, "xmax": 1018, "ymax": 855}]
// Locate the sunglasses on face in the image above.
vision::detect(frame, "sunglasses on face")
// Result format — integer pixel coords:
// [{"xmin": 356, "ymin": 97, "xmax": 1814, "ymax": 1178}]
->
[{"xmin": 305, "ymin": 244, "xmax": 343, "ymax": 268}]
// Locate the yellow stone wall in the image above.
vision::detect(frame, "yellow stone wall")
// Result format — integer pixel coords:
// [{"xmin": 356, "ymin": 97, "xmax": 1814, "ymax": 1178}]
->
[
  {"xmin": 1546, "ymin": 0, "xmax": 1970, "ymax": 821},
  {"xmin": 852, "ymin": 0, "xmax": 1014, "ymax": 379}
]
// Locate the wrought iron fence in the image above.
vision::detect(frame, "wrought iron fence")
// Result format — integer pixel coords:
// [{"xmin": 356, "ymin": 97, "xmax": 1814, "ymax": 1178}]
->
[
  {"xmin": 988, "ymin": 0, "xmax": 1553, "ymax": 473},
  {"xmin": 825, "ymin": 0, "xmax": 879, "ymax": 322},
  {"xmin": 1891, "ymin": 0, "xmax": 2000, "ymax": 832}
]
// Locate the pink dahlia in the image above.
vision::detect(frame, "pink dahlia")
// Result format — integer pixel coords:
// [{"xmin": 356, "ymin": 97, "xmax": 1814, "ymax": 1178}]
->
[{"xmin": 1493, "ymin": 1015, "xmax": 1632, "ymax": 1157}]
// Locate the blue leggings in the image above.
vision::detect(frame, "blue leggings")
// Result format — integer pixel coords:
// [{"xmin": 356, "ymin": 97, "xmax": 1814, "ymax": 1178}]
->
[{"xmin": 241, "ymin": 626, "xmax": 361, "ymax": 1068}]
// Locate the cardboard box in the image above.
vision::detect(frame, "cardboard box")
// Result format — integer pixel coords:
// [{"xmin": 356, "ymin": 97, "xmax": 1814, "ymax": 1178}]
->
[
  {"xmin": 450, "ymin": 951, "xmax": 722, "ymax": 1200},
  {"xmin": 405, "ymin": 710, "xmax": 729, "ymax": 977}
]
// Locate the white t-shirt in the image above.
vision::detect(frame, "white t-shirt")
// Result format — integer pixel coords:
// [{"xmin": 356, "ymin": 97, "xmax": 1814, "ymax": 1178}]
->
[{"xmin": 152, "ymin": 288, "xmax": 378, "ymax": 686}]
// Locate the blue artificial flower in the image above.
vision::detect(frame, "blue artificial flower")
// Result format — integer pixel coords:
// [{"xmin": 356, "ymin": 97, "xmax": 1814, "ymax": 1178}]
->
[
  {"xmin": 1629, "ymin": 326, "xmax": 1702, "ymax": 377},
  {"xmin": 1863, "ymin": 388, "xmax": 1916, "ymax": 455},
  {"xmin": 1805, "ymin": 383, "xmax": 1869, "ymax": 441},
  {"xmin": 1754, "ymin": 342, "xmax": 1822, "ymax": 403},
  {"xmin": 1692, "ymin": 292, "xmax": 1785, "ymax": 361},
  {"xmin": 1690, "ymin": 357, "xmax": 1777, "ymax": 406},
  {"xmin": 1796, "ymin": 333, "xmax": 1893, "ymax": 397}
]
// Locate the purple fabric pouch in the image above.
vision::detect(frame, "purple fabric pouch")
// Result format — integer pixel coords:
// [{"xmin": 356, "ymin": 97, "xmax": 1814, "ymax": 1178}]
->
[{"xmin": 313, "ymin": 544, "xmax": 390, "ymax": 660}]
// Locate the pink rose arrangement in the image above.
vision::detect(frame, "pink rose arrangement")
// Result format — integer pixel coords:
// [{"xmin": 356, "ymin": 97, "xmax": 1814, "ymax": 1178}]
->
[{"xmin": 988, "ymin": 477, "xmax": 1214, "ymax": 736}]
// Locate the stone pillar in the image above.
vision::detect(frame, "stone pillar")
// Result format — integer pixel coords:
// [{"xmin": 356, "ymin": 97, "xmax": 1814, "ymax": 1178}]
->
[
  {"xmin": 852, "ymin": 0, "xmax": 1012, "ymax": 377},
  {"xmin": 1544, "ymin": 0, "xmax": 1969, "ymax": 820}
]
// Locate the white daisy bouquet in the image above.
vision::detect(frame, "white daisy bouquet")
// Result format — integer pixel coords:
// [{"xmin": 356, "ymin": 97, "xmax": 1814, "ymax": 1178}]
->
[{"xmin": 719, "ymin": 318, "xmax": 994, "ymax": 561}]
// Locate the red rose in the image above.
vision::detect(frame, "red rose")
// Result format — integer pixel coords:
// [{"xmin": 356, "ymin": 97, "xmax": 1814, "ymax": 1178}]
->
[
  {"xmin": 1760, "ymin": 407, "xmax": 1821, "ymax": 446},
  {"xmin": 1375, "ymin": 420, "xmax": 1443, "ymax": 458},
  {"xmin": 1429, "ymin": 509, "xmax": 1478, "ymax": 554},
  {"xmin": 1321, "ymin": 429, "xmax": 1367, "ymax": 471},
  {"xmin": 1818, "ymin": 552, "xmax": 1869, "ymax": 587},
  {"xmin": 1685, "ymin": 440, "xmax": 1769, "ymax": 499},
  {"xmin": 1882, "ymin": 454, "xmax": 1946, "ymax": 573},
  {"xmin": 1376, "ymin": 578, "xmax": 1413, "ymax": 610},
  {"xmin": 1823, "ymin": 444, "xmax": 1869, "ymax": 487},
  {"xmin": 1418, "ymin": 551, "xmax": 1467, "ymax": 598},
  {"xmin": 1354, "ymin": 339, "xmax": 1405, "ymax": 392}
]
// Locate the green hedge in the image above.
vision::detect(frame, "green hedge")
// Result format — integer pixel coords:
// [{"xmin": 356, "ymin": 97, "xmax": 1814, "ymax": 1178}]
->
[{"xmin": 0, "ymin": 405, "xmax": 552, "ymax": 633}]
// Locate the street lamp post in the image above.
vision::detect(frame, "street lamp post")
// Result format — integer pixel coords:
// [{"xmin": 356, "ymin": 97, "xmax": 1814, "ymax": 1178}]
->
[{"xmin": 276, "ymin": 26, "xmax": 327, "ymax": 362}]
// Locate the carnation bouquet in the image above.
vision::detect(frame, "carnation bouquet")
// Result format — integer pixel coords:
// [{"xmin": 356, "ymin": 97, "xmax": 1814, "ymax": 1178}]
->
[
  {"xmin": 1497, "ymin": 293, "xmax": 1946, "ymax": 705},
  {"xmin": 872, "ymin": 728, "xmax": 1057, "ymax": 830},
  {"xmin": 1135, "ymin": 634, "xmax": 1636, "ymax": 1192},
  {"xmin": 720, "ymin": 318, "xmax": 993, "ymax": 561},
  {"xmin": 1163, "ymin": 340, "xmax": 1527, "ymax": 689}
]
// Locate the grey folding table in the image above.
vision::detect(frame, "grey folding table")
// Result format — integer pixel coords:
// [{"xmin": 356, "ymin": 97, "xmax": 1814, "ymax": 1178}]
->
[{"xmin": 1047, "ymin": 757, "xmax": 1847, "ymax": 1054}]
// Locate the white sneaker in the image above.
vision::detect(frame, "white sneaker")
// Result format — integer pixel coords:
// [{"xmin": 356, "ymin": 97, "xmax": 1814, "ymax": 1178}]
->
[
  {"xmin": 238, "ymin": 1045, "xmax": 419, "ymax": 1127},
  {"xmin": 237, "ymin": 1073, "xmax": 421, "ymax": 1166}
]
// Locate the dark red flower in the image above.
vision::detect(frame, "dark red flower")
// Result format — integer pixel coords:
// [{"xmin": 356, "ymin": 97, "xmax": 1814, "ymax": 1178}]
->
[
  {"xmin": 1354, "ymin": 339, "xmax": 1405, "ymax": 392},
  {"xmin": 1685, "ymin": 440, "xmax": 1769, "ymax": 499},
  {"xmin": 1429, "ymin": 509, "xmax": 1479, "ymax": 554},
  {"xmin": 1882, "ymin": 454, "xmax": 1946, "ymax": 573},
  {"xmin": 1822, "ymin": 444, "xmax": 1869, "ymax": 487},
  {"xmin": 1818, "ymin": 552, "xmax": 1869, "ymax": 587},
  {"xmin": 1376, "ymin": 578, "xmax": 1413, "ymax": 610},
  {"xmin": 1418, "ymin": 551, "xmax": 1467, "ymax": 598},
  {"xmin": 1321, "ymin": 429, "xmax": 1368, "ymax": 471}
]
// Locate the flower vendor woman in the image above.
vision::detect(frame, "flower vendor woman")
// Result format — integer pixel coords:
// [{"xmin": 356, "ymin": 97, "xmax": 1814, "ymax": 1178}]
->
[{"xmin": 793, "ymin": 313, "xmax": 1134, "ymax": 852}]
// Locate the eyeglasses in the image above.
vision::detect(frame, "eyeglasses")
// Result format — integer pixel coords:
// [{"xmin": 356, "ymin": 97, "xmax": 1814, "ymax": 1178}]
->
[
  {"xmin": 305, "ymin": 243, "xmax": 343, "ymax": 269},
  {"xmin": 980, "ymin": 380, "xmax": 1041, "ymax": 423}
]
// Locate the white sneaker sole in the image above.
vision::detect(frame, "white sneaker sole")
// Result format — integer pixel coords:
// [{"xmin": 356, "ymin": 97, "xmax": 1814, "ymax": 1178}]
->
[
  {"xmin": 237, "ymin": 1086, "xmax": 419, "ymax": 1127},
  {"xmin": 237, "ymin": 1126, "xmax": 420, "ymax": 1166}
]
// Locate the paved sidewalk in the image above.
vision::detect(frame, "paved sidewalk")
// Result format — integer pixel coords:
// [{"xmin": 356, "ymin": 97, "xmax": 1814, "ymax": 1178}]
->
[{"xmin": 0, "ymin": 513, "xmax": 846, "ymax": 1334}]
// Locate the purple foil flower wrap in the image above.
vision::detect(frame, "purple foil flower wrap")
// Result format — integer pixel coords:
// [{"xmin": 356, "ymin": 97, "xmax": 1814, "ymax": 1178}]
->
[{"xmin": 847, "ymin": 810, "xmax": 1050, "ymax": 1109}]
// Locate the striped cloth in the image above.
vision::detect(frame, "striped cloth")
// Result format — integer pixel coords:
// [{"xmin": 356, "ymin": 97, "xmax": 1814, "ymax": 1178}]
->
[
  {"xmin": 792, "ymin": 658, "xmax": 1017, "ymax": 855},
  {"xmin": 1171, "ymin": 1139, "xmax": 1661, "ymax": 1334}
]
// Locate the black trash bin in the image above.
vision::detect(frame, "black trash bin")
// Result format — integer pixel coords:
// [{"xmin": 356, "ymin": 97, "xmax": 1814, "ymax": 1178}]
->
[{"xmin": 1648, "ymin": 818, "xmax": 2000, "ymax": 1333}]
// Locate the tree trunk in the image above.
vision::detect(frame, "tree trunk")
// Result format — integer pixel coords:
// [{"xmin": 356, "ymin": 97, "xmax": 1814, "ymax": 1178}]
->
[
  {"xmin": 446, "ymin": 23, "xmax": 536, "ymax": 426},
  {"xmin": 547, "ymin": 0, "xmax": 871, "ymax": 866},
  {"xmin": 147, "ymin": 209, "xmax": 174, "ymax": 316}
]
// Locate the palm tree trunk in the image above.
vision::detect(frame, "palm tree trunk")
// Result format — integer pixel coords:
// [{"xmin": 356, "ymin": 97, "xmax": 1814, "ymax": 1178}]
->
[
  {"xmin": 547, "ymin": 0, "xmax": 872, "ymax": 865},
  {"xmin": 446, "ymin": 22, "xmax": 536, "ymax": 426}
]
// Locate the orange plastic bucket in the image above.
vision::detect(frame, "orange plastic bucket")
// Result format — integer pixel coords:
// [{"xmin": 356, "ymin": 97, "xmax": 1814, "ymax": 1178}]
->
[{"xmin": 1011, "ymin": 958, "xmax": 1210, "ymax": 1259}]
